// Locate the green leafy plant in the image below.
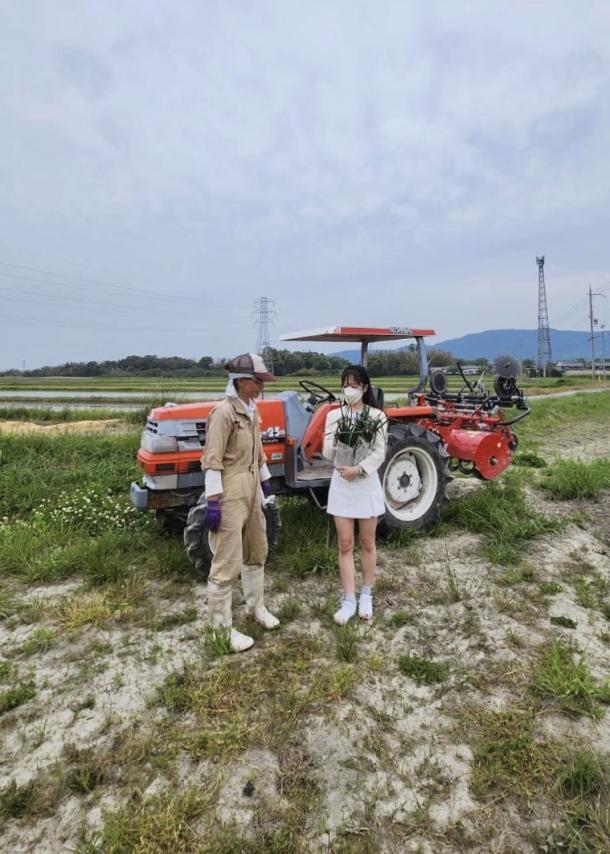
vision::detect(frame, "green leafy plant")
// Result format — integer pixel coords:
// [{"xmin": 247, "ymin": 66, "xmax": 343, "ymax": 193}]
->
[{"xmin": 398, "ymin": 654, "xmax": 449, "ymax": 685}]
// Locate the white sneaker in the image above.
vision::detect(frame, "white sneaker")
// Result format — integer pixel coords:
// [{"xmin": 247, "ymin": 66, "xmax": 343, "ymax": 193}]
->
[
  {"xmin": 358, "ymin": 592, "xmax": 373, "ymax": 621},
  {"xmin": 334, "ymin": 598, "xmax": 357, "ymax": 626}
]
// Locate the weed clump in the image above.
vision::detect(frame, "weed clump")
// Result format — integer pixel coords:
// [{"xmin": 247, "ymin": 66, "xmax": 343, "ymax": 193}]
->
[
  {"xmin": 18, "ymin": 627, "xmax": 56, "ymax": 656},
  {"xmin": 465, "ymin": 708, "xmax": 557, "ymax": 804},
  {"xmin": 539, "ymin": 581, "xmax": 563, "ymax": 595},
  {"xmin": 531, "ymin": 639, "xmax": 610, "ymax": 719},
  {"xmin": 156, "ymin": 635, "xmax": 354, "ymax": 758},
  {"xmin": 513, "ymin": 450, "xmax": 548, "ymax": 468},
  {"xmin": 442, "ymin": 473, "xmax": 560, "ymax": 564},
  {"xmin": 271, "ymin": 498, "xmax": 337, "ymax": 577},
  {"xmin": 388, "ymin": 609, "xmax": 412, "ymax": 628},
  {"xmin": 560, "ymin": 749, "xmax": 610, "ymax": 798},
  {"xmin": 398, "ymin": 654, "xmax": 449, "ymax": 685},
  {"xmin": 333, "ymin": 621, "xmax": 363, "ymax": 662},
  {"xmin": 541, "ymin": 458, "xmax": 610, "ymax": 500},
  {"xmin": 0, "ymin": 678, "xmax": 36, "ymax": 714}
]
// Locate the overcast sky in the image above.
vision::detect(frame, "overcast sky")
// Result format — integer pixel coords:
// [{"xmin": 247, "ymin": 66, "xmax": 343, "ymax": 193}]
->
[{"xmin": 1, "ymin": 1, "xmax": 610, "ymax": 369}]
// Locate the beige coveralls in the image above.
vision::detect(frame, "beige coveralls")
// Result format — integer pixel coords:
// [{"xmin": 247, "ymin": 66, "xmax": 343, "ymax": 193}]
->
[{"xmin": 202, "ymin": 397, "xmax": 268, "ymax": 584}]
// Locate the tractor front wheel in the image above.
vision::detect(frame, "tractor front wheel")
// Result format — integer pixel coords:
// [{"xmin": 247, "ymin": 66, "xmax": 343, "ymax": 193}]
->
[
  {"xmin": 184, "ymin": 497, "xmax": 282, "ymax": 580},
  {"xmin": 379, "ymin": 424, "xmax": 450, "ymax": 529}
]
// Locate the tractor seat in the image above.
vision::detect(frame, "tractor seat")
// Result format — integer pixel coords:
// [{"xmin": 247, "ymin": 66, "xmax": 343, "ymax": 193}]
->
[{"xmin": 369, "ymin": 386, "xmax": 384, "ymax": 409}]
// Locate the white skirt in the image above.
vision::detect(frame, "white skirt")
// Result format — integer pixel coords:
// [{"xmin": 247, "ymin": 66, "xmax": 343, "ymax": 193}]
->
[{"xmin": 326, "ymin": 469, "xmax": 386, "ymax": 519}]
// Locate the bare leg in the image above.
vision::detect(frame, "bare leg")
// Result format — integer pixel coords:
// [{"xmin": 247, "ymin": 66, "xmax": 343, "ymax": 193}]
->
[
  {"xmin": 334, "ymin": 515, "xmax": 356, "ymax": 594},
  {"xmin": 358, "ymin": 516, "xmax": 378, "ymax": 586}
]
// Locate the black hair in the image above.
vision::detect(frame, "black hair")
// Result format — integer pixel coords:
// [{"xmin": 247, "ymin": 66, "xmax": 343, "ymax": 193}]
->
[{"xmin": 340, "ymin": 364, "xmax": 379, "ymax": 408}]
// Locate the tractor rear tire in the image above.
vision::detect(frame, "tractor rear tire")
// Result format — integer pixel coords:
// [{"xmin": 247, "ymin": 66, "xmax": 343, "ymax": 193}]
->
[
  {"xmin": 154, "ymin": 508, "xmax": 189, "ymax": 535},
  {"xmin": 379, "ymin": 424, "xmax": 450, "ymax": 529},
  {"xmin": 183, "ymin": 496, "xmax": 282, "ymax": 580}
]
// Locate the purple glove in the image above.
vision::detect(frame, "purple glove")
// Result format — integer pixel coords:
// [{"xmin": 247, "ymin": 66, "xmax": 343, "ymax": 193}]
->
[
  {"xmin": 261, "ymin": 480, "xmax": 273, "ymax": 498},
  {"xmin": 204, "ymin": 499, "xmax": 222, "ymax": 532}
]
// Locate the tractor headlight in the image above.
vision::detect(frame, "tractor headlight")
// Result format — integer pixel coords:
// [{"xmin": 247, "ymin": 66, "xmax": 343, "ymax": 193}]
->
[{"xmin": 140, "ymin": 431, "xmax": 178, "ymax": 453}]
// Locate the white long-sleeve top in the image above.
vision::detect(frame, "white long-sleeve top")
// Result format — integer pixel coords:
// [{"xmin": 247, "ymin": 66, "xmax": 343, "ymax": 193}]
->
[{"xmin": 322, "ymin": 406, "xmax": 388, "ymax": 476}]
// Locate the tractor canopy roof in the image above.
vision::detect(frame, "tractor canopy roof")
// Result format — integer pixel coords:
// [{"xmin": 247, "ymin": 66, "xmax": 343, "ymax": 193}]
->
[{"xmin": 280, "ymin": 325, "xmax": 436, "ymax": 344}]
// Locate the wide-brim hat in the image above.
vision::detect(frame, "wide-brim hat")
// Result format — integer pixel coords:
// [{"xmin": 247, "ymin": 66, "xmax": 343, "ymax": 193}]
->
[{"xmin": 226, "ymin": 352, "xmax": 275, "ymax": 381}]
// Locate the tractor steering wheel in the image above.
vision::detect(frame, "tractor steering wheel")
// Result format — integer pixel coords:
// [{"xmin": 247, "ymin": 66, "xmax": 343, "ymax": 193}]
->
[{"xmin": 298, "ymin": 380, "xmax": 337, "ymax": 405}]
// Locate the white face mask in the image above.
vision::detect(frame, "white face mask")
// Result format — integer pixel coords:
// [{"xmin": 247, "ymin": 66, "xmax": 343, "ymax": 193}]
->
[{"xmin": 343, "ymin": 385, "xmax": 364, "ymax": 405}]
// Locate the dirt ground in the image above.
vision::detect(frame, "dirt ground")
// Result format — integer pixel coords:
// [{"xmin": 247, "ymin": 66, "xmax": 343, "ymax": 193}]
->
[
  {"xmin": 0, "ymin": 420, "xmax": 123, "ymax": 435},
  {"xmin": 1, "ymin": 424, "xmax": 609, "ymax": 852}
]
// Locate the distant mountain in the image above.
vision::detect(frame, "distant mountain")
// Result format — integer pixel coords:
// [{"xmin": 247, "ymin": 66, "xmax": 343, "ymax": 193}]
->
[
  {"xmin": 432, "ymin": 329, "xmax": 593, "ymax": 362},
  {"xmin": 332, "ymin": 329, "xmax": 594, "ymax": 363}
]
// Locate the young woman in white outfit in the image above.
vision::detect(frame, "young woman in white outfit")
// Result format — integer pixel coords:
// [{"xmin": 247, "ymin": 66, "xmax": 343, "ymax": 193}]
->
[{"xmin": 322, "ymin": 365, "xmax": 388, "ymax": 625}]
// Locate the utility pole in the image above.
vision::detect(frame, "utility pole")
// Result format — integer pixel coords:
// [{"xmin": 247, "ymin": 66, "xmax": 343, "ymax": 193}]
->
[
  {"xmin": 252, "ymin": 296, "xmax": 276, "ymax": 373},
  {"xmin": 536, "ymin": 256, "xmax": 552, "ymax": 377},
  {"xmin": 601, "ymin": 325, "xmax": 607, "ymax": 381},
  {"xmin": 589, "ymin": 286, "xmax": 596, "ymax": 381}
]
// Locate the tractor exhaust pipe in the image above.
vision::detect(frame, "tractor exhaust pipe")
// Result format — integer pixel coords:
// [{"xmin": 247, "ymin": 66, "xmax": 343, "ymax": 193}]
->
[{"xmin": 408, "ymin": 336, "xmax": 428, "ymax": 398}]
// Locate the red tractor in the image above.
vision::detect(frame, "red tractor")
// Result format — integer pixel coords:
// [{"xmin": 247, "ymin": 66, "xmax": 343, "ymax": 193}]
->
[{"xmin": 130, "ymin": 325, "xmax": 529, "ymax": 576}]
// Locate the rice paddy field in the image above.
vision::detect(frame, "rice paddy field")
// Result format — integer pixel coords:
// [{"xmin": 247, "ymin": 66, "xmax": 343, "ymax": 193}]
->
[
  {"xmin": 0, "ymin": 372, "xmax": 606, "ymax": 408},
  {"xmin": 1, "ymin": 391, "xmax": 610, "ymax": 852}
]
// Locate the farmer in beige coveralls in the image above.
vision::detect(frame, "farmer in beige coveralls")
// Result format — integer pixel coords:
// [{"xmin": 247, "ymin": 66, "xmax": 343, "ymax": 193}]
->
[{"xmin": 202, "ymin": 353, "xmax": 280, "ymax": 652}]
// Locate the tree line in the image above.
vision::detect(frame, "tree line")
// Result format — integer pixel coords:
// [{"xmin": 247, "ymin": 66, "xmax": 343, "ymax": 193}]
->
[{"xmin": 2, "ymin": 346, "xmax": 471, "ymax": 378}]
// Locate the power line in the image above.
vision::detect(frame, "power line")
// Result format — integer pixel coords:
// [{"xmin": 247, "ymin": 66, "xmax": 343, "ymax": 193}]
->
[
  {"xmin": 0, "ymin": 312, "xmax": 251, "ymax": 335},
  {"xmin": 0, "ymin": 259, "xmax": 236, "ymax": 309},
  {"xmin": 0, "ymin": 285, "xmax": 245, "ymax": 324}
]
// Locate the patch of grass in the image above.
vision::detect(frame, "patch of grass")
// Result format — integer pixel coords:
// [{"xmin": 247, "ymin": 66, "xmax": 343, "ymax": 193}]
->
[
  {"xmin": 156, "ymin": 635, "xmax": 355, "ymax": 758},
  {"xmin": 202, "ymin": 626, "xmax": 233, "ymax": 658},
  {"xmin": 0, "ymin": 433, "xmax": 141, "ymax": 518},
  {"xmin": 0, "ymin": 678, "xmax": 36, "ymax": 714},
  {"xmin": 55, "ymin": 575, "xmax": 150, "ymax": 631},
  {"xmin": 517, "ymin": 392, "xmax": 610, "ymax": 449},
  {"xmin": 0, "ymin": 589, "xmax": 18, "ymax": 621},
  {"xmin": 86, "ymin": 782, "xmax": 307, "ymax": 854},
  {"xmin": 154, "ymin": 607, "xmax": 198, "ymax": 631},
  {"xmin": 55, "ymin": 593, "xmax": 113, "ymax": 631},
  {"xmin": 464, "ymin": 708, "xmax": 559, "ymax": 805},
  {"xmin": 546, "ymin": 802, "xmax": 610, "ymax": 853},
  {"xmin": 388, "ymin": 609, "xmax": 412, "ymax": 628},
  {"xmin": 18, "ymin": 627, "xmax": 56, "ymax": 656},
  {"xmin": 0, "ymin": 660, "xmax": 14, "ymax": 681},
  {"xmin": 541, "ymin": 457, "xmax": 610, "ymax": 501},
  {"xmin": 334, "ymin": 621, "xmax": 363, "ymax": 662},
  {"xmin": 497, "ymin": 564, "xmax": 536, "ymax": 586},
  {"xmin": 560, "ymin": 749, "xmax": 610, "ymax": 798},
  {"xmin": 531, "ymin": 639, "xmax": 610, "ymax": 719},
  {"xmin": 374, "ymin": 574, "xmax": 402, "ymax": 594},
  {"xmin": 442, "ymin": 472, "xmax": 561, "ymax": 564},
  {"xmin": 512, "ymin": 450, "xmax": 548, "ymax": 468},
  {"xmin": 276, "ymin": 597, "xmax": 302, "ymax": 623},
  {"xmin": 63, "ymin": 745, "xmax": 108, "ymax": 793},
  {"xmin": 550, "ymin": 615, "xmax": 577, "ymax": 629},
  {"xmin": 398, "ymin": 654, "xmax": 449, "ymax": 685},
  {"xmin": 539, "ymin": 580, "xmax": 563, "ymax": 594},
  {"xmin": 271, "ymin": 498, "xmax": 337, "ymax": 577},
  {"xmin": 0, "ymin": 780, "xmax": 37, "ymax": 820}
]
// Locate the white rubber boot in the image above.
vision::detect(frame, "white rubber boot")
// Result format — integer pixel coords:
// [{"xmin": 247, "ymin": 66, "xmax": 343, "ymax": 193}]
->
[
  {"xmin": 241, "ymin": 565, "xmax": 280, "ymax": 630},
  {"xmin": 207, "ymin": 581, "xmax": 254, "ymax": 653}
]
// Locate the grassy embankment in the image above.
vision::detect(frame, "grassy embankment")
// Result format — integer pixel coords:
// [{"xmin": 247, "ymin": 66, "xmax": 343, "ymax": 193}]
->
[{"xmin": 0, "ymin": 393, "xmax": 610, "ymax": 850}]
